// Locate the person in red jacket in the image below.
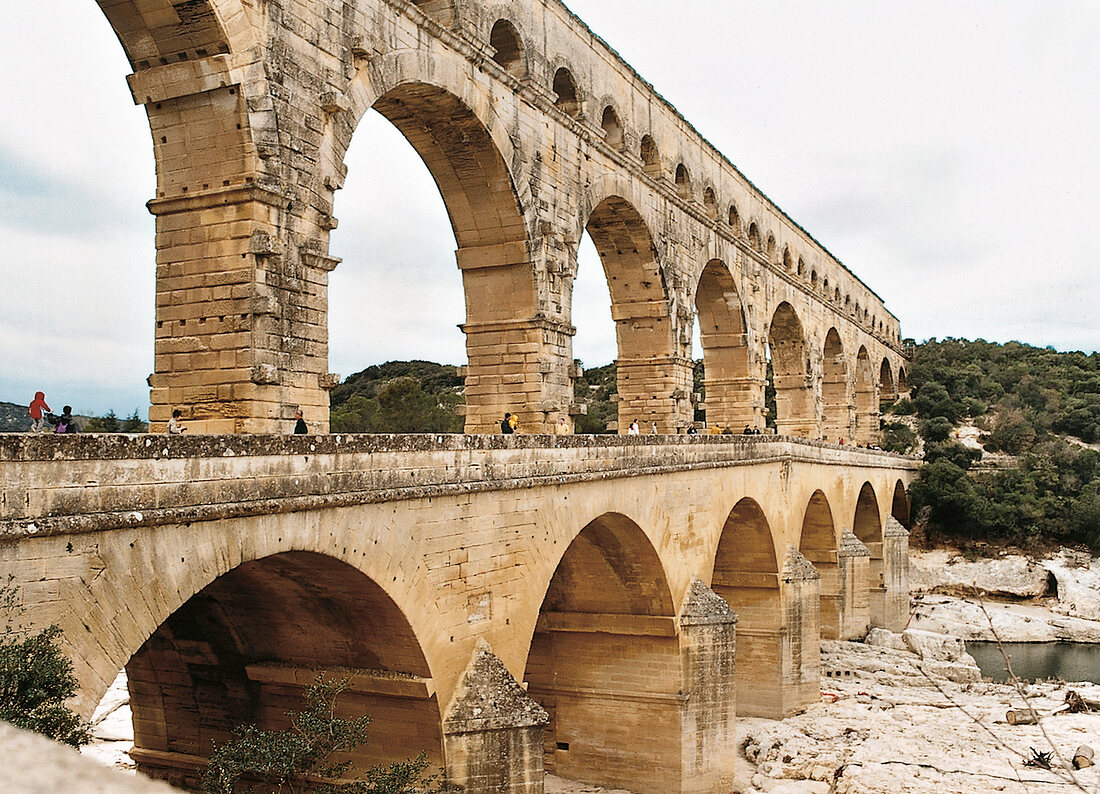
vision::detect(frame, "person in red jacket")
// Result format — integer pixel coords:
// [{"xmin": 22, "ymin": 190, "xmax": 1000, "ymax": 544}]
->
[{"xmin": 28, "ymin": 391, "xmax": 50, "ymax": 433}]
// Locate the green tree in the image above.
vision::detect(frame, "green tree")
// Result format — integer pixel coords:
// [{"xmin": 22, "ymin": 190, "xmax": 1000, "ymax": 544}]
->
[
  {"xmin": 0, "ymin": 579, "xmax": 91, "ymax": 747},
  {"xmin": 203, "ymin": 676, "xmax": 448, "ymax": 794},
  {"xmin": 122, "ymin": 410, "xmax": 147, "ymax": 433}
]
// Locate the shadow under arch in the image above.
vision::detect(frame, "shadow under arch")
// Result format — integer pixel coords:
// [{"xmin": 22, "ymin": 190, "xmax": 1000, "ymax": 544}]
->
[
  {"xmin": 523, "ymin": 512, "xmax": 680, "ymax": 792},
  {"xmin": 853, "ymin": 481, "xmax": 888, "ymax": 626},
  {"xmin": 821, "ymin": 328, "xmax": 851, "ymax": 443},
  {"xmin": 695, "ymin": 259, "xmax": 757, "ymax": 431},
  {"xmin": 336, "ymin": 61, "xmax": 540, "ymax": 432},
  {"xmin": 854, "ymin": 346, "xmax": 877, "ymax": 444},
  {"xmin": 892, "ymin": 479, "xmax": 911, "ymax": 527},
  {"xmin": 125, "ymin": 551, "xmax": 441, "ymax": 787},
  {"xmin": 96, "ymin": 0, "xmax": 255, "ymax": 70},
  {"xmin": 880, "ymin": 357, "xmax": 897, "ymax": 403},
  {"xmin": 580, "ymin": 192, "xmax": 688, "ymax": 433},
  {"xmin": 711, "ymin": 497, "xmax": 817, "ymax": 717},
  {"xmin": 768, "ymin": 302, "xmax": 816, "ymax": 437}
]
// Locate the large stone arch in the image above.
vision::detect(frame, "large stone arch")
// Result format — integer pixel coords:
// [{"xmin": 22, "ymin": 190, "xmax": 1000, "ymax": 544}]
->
[
  {"xmin": 799, "ymin": 490, "xmax": 869, "ymax": 640},
  {"xmin": 578, "ymin": 183, "xmax": 691, "ymax": 433},
  {"xmin": 523, "ymin": 512, "xmax": 682, "ymax": 792},
  {"xmin": 853, "ymin": 481, "xmax": 888, "ymax": 627},
  {"xmin": 892, "ymin": 479, "xmax": 911, "ymax": 527},
  {"xmin": 338, "ymin": 54, "xmax": 546, "ymax": 434},
  {"xmin": 768, "ymin": 302, "xmax": 817, "ymax": 438},
  {"xmin": 695, "ymin": 259, "xmax": 759, "ymax": 431},
  {"xmin": 710, "ymin": 497, "xmax": 817, "ymax": 717},
  {"xmin": 821, "ymin": 328, "xmax": 851, "ymax": 443},
  {"xmin": 126, "ymin": 551, "xmax": 442, "ymax": 788},
  {"xmin": 853, "ymin": 346, "xmax": 877, "ymax": 445},
  {"xmin": 880, "ymin": 357, "xmax": 897, "ymax": 403}
]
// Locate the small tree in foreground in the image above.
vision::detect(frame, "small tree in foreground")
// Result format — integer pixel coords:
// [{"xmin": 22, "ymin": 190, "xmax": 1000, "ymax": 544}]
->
[
  {"xmin": 203, "ymin": 676, "xmax": 449, "ymax": 794},
  {"xmin": 0, "ymin": 578, "xmax": 91, "ymax": 747}
]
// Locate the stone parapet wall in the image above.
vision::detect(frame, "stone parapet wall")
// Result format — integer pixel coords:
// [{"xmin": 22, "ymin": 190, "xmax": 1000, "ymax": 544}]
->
[{"xmin": 0, "ymin": 435, "xmax": 918, "ymax": 537}]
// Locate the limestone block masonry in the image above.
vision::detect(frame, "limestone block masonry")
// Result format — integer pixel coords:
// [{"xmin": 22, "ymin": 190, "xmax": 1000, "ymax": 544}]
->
[
  {"xmin": 1, "ymin": 433, "xmax": 916, "ymax": 793},
  {"xmin": 96, "ymin": 0, "xmax": 908, "ymax": 435}
]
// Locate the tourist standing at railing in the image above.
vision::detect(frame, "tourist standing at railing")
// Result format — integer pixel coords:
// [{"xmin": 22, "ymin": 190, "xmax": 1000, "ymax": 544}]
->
[
  {"xmin": 627, "ymin": 419, "xmax": 640, "ymax": 435},
  {"xmin": 167, "ymin": 409, "xmax": 185, "ymax": 434}
]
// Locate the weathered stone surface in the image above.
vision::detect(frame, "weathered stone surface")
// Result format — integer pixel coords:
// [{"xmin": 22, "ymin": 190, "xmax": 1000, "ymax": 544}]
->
[
  {"xmin": 0, "ymin": 721, "xmax": 179, "ymax": 793},
  {"xmin": 679, "ymin": 577, "xmax": 738, "ymax": 626},
  {"xmin": 909, "ymin": 549, "xmax": 1051, "ymax": 600},
  {"xmin": 444, "ymin": 639, "xmax": 548, "ymax": 734},
  {"xmin": 95, "ymin": 0, "xmax": 906, "ymax": 435},
  {"xmin": 900, "ymin": 628, "xmax": 968, "ymax": 663}
]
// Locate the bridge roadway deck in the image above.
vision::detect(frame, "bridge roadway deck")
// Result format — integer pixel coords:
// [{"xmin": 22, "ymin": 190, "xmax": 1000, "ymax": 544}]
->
[{"xmin": 0, "ymin": 434, "xmax": 918, "ymax": 793}]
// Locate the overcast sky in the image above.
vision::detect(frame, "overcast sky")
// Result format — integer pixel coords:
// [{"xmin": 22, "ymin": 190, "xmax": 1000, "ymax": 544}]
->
[{"xmin": 1, "ymin": 1, "xmax": 1097, "ymax": 418}]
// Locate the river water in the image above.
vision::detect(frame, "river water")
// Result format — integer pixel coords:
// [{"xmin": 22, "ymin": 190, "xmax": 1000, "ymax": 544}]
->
[{"xmin": 967, "ymin": 641, "xmax": 1100, "ymax": 684}]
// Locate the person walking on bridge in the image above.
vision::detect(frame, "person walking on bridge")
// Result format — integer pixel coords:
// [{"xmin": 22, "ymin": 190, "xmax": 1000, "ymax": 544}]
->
[
  {"xmin": 28, "ymin": 391, "xmax": 50, "ymax": 432},
  {"xmin": 501, "ymin": 412, "xmax": 515, "ymax": 434}
]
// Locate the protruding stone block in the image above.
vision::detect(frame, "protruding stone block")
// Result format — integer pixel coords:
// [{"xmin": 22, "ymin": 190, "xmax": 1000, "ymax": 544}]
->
[{"xmin": 443, "ymin": 640, "xmax": 548, "ymax": 794}]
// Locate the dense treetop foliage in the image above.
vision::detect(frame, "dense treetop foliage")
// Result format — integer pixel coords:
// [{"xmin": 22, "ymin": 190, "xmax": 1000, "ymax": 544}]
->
[
  {"xmin": 905, "ymin": 339, "xmax": 1100, "ymax": 550},
  {"xmin": 330, "ymin": 362, "xmax": 464, "ymax": 434}
]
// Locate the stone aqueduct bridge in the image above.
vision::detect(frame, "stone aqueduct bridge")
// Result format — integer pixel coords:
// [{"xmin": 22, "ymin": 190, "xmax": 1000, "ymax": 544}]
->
[
  {"xmin": 97, "ymin": 0, "xmax": 908, "ymax": 436},
  {"xmin": 2, "ymin": 434, "xmax": 917, "ymax": 792}
]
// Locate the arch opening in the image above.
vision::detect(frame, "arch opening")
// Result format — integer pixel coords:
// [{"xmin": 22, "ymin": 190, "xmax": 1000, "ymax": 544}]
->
[
  {"xmin": 600, "ymin": 105, "xmax": 623, "ymax": 149},
  {"xmin": 523, "ymin": 513, "xmax": 678, "ymax": 791},
  {"xmin": 640, "ymin": 135, "xmax": 661, "ymax": 175},
  {"xmin": 892, "ymin": 480, "xmax": 910, "ymax": 527},
  {"xmin": 728, "ymin": 204, "xmax": 742, "ymax": 235},
  {"xmin": 674, "ymin": 163, "xmax": 691, "ymax": 200},
  {"xmin": 798, "ymin": 491, "xmax": 843, "ymax": 639},
  {"xmin": 821, "ymin": 329, "xmax": 850, "ymax": 444},
  {"xmin": 767, "ymin": 302, "xmax": 815, "ymax": 437},
  {"xmin": 489, "ymin": 19, "xmax": 525, "ymax": 76},
  {"xmin": 879, "ymin": 358, "xmax": 897, "ymax": 405},
  {"xmin": 695, "ymin": 260, "xmax": 755, "ymax": 432},
  {"xmin": 331, "ymin": 80, "xmax": 533, "ymax": 433},
  {"xmin": 853, "ymin": 347, "xmax": 877, "ymax": 445},
  {"xmin": 703, "ymin": 187, "xmax": 718, "ymax": 219},
  {"xmin": 582, "ymin": 196, "xmax": 685, "ymax": 432},
  {"xmin": 553, "ymin": 67, "xmax": 580, "ymax": 116},
  {"xmin": 125, "ymin": 552, "xmax": 441, "ymax": 787}
]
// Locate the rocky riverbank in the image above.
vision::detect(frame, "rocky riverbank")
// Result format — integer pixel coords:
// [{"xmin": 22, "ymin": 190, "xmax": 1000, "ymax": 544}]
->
[{"xmin": 909, "ymin": 548, "xmax": 1100, "ymax": 643}]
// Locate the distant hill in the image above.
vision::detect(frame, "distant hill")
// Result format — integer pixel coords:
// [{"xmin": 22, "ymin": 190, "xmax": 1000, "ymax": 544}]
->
[
  {"xmin": 0, "ymin": 401, "xmax": 146, "ymax": 434},
  {"xmin": 0, "ymin": 401, "xmax": 97, "ymax": 433}
]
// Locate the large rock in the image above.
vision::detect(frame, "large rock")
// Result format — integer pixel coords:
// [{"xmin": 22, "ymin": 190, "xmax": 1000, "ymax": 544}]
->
[
  {"xmin": 901, "ymin": 628, "xmax": 968, "ymax": 662},
  {"xmin": 0, "ymin": 721, "xmax": 179, "ymax": 793},
  {"xmin": 1044, "ymin": 554, "xmax": 1100, "ymax": 620},
  {"xmin": 909, "ymin": 550, "xmax": 1051, "ymax": 599}
]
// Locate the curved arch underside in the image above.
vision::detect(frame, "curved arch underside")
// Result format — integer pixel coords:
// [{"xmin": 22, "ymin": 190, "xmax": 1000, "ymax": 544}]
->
[
  {"xmin": 126, "ymin": 552, "xmax": 441, "ymax": 780},
  {"xmin": 98, "ymin": 0, "xmax": 239, "ymax": 68},
  {"xmin": 525, "ymin": 513, "xmax": 680, "ymax": 790},
  {"xmin": 372, "ymin": 84, "xmax": 527, "ymax": 253}
]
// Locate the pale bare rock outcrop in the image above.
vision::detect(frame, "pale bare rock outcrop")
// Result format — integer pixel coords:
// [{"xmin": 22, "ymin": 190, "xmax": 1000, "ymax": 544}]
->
[
  {"xmin": 0, "ymin": 721, "xmax": 181, "ymax": 794},
  {"xmin": 909, "ymin": 549, "xmax": 1100, "ymax": 643},
  {"xmin": 738, "ymin": 639, "xmax": 1100, "ymax": 794}
]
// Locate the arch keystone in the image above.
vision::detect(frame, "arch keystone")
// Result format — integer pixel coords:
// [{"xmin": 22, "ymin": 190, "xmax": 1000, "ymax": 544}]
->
[{"xmin": 443, "ymin": 639, "xmax": 548, "ymax": 794}]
